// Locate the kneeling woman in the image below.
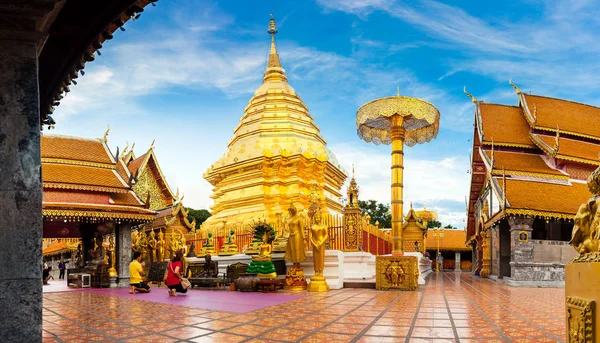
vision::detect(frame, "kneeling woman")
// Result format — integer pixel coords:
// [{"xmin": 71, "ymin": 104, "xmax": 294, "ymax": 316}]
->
[{"xmin": 166, "ymin": 250, "xmax": 188, "ymax": 296}]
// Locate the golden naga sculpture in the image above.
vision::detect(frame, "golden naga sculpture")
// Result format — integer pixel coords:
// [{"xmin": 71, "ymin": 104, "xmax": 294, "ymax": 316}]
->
[
  {"xmin": 308, "ymin": 210, "xmax": 329, "ymax": 292},
  {"xmin": 570, "ymin": 166, "xmax": 600, "ymax": 262}
]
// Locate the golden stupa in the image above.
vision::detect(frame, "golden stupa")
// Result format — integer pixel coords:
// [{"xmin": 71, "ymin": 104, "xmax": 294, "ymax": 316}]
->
[{"xmin": 202, "ymin": 16, "xmax": 347, "ymax": 231}]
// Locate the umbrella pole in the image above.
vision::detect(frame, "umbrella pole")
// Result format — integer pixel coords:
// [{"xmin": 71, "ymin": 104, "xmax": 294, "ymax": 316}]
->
[{"xmin": 390, "ymin": 115, "xmax": 405, "ymax": 256}]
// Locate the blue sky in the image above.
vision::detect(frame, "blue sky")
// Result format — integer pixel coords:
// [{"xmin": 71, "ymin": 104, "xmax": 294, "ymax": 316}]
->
[{"xmin": 51, "ymin": 0, "xmax": 600, "ymax": 228}]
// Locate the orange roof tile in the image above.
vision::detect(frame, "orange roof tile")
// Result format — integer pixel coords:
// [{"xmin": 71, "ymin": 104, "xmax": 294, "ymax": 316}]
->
[
  {"xmin": 534, "ymin": 133, "xmax": 600, "ymax": 165},
  {"xmin": 43, "ymin": 164, "xmax": 127, "ymax": 189},
  {"xmin": 43, "ymin": 190, "xmax": 109, "ymax": 204},
  {"xmin": 128, "ymin": 153, "xmax": 147, "ymax": 174},
  {"xmin": 503, "ymin": 179, "xmax": 590, "ymax": 216},
  {"xmin": 115, "ymin": 160, "xmax": 131, "ymax": 183},
  {"xmin": 483, "ymin": 150, "xmax": 564, "ymax": 176},
  {"xmin": 42, "ymin": 240, "xmax": 77, "ymax": 256},
  {"xmin": 479, "ymin": 103, "xmax": 535, "ymax": 148},
  {"xmin": 41, "ymin": 135, "xmax": 113, "ymax": 164},
  {"xmin": 523, "ymin": 94, "xmax": 600, "ymax": 139},
  {"xmin": 425, "ymin": 229, "xmax": 469, "ymax": 251},
  {"xmin": 111, "ymin": 192, "xmax": 143, "ymax": 206}
]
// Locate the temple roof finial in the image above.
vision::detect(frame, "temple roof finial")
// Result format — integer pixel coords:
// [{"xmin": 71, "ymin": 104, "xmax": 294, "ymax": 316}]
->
[
  {"xmin": 463, "ymin": 86, "xmax": 477, "ymax": 103},
  {"xmin": 509, "ymin": 78, "xmax": 521, "ymax": 94},
  {"xmin": 264, "ymin": 14, "xmax": 287, "ymax": 82},
  {"xmin": 396, "ymin": 86, "xmax": 400, "ymax": 97},
  {"xmin": 103, "ymin": 125, "xmax": 110, "ymax": 142}
]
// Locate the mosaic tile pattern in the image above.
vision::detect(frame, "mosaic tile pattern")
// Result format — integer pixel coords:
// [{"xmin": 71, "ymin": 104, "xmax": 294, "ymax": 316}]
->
[{"xmin": 42, "ymin": 272, "xmax": 566, "ymax": 342}]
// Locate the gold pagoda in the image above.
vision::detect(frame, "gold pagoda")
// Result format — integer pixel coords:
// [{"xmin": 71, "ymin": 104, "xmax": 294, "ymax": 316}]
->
[{"xmin": 202, "ymin": 16, "xmax": 347, "ymax": 231}]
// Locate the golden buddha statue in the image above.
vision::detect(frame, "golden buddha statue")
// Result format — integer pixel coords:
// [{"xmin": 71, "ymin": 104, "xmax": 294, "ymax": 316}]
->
[
  {"xmin": 220, "ymin": 229, "xmax": 240, "ymax": 256},
  {"xmin": 156, "ymin": 230, "xmax": 165, "ymax": 262},
  {"xmin": 131, "ymin": 230, "xmax": 139, "ymax": 254},
  {"xmin": 272, "ymin": 213, "xmax": 289, "ymax": 252},
  {"xmin": 147, "ymin": 231, "xmax": 157, "ymax": 263},
  {"xmin": 168, "ymin": 232, "xmax": 179, "ymax": 260},
  {"xmin": 284, "ymin": 203, "xmax": 307, "ymax": 266},
  {"xmin": 284, "ymin": 203, "xmax": 308, "ymax": 290},
  {"xmin": 137, "ymin": 231, "xmax": 148, "ymax": 261},
  {"xmin": 178, "ymin": 229, "xmax": 188, "ymax": 257},
  {"xmin": 308, "ymin": 210, "xmax": 329, "ymax": 292},
  {"xmin": 107, "ymin": 235, "xmax": 118, "ymax": 277},
  {"xmin": 570, "ymin": 167, "xmax": 600, "ymax": 259}
]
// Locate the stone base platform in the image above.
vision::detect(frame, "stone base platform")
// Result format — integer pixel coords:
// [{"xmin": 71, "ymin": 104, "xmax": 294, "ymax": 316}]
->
[{"xmin": 287, "ymin": 250, "xmax": 344, "ymax": 290}]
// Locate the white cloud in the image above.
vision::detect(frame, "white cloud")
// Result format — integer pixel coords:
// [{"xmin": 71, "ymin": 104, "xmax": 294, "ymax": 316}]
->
[{"xmin": 331, "ymin": 143, "xmax": 469, "ymax": 227}]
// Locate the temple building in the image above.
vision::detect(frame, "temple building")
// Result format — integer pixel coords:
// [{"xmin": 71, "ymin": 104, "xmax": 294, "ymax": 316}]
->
[
  {"xmin": 202, "ymin": 17, "xmax": 347, "ymax": 231},
  {"xmin": 425, "ymin": 229, "xmax": 471, "ymax": 271},
  {"xmin": 466, "ymin": 83, "xmax": 598, "ymax": 286},
  {"xmin": 41, "ymin": 133, "xmax": 157, "ymax": 287}
]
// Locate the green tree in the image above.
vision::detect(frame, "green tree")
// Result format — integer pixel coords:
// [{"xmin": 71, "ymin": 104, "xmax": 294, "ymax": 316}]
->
[
  {"xmin": 427, "ymin": 220, "xmax": 442, "ymax": 229},
  {"xmin": 185, "ymin": 207, "xmax": 211, "ymax": 229},
  {"xmin": 444, "ymin": 224, "xmax": 455, "ymax": 229},
  {"xmin": 358, "ymin": 200, "xmax": 392, "ymax": 228}
]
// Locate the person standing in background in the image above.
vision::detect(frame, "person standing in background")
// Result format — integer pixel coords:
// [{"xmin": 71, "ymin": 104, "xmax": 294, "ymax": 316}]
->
[{"xmin": 58, "ymin": 260, "xmax": 66, "ymax": 280}]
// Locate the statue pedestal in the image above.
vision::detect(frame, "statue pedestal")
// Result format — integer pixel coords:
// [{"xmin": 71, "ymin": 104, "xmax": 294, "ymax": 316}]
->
[
  {"xmin": 219, "ymin": 243, "xmax": 239, "ymax": 256},
  {"xmin": 287, "ymin": 250, "xmax": 344, "ymax": 289},
  {"xmin": 109, "ymin": 276, "xmax": 118, "ymax": 288},
  {"xmin": 284, "ymin": 266, "xmax": 307, "ymax": 290},
  {"xmin": 404, "ymin": 252, "xmax": 432, "ymax": 285},
  {"xmin": 565, "ymin": 261, "xmax": 600, "ymax": 342},
  {"xmin": 375, "ymin": 256, "xmax": 419, "ymax": 291}
]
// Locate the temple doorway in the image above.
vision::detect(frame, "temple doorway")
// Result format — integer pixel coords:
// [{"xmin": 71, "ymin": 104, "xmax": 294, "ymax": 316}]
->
[{"xmin": 499, "ymin": 221, "xmax": 511, "ymax": 278}]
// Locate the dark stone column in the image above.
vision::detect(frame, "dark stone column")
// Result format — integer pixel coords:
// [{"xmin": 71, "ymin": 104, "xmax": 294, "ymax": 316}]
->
[
  {"xmin": 508, "ymin": 217, "xmax": 534, "ymax": 282},
  {"xmin": 117, "ymin": 223, "xmax": 132, "ymax": 287},
  {"xmin": 0, "ymin": 39, "xmax": 42, "ymax": 342}
]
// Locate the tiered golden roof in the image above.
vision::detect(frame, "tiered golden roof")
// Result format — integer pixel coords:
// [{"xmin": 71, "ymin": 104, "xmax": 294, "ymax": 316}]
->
[
  {"xmin": 41, "ymin": 134, "xmax": 156, "ymax": 222},
  {"xmin": 466, "ymin": 83, "xmax": 600, "ymax": 238},
  {"xmin": 202, "ymin": 16, "xmax": 347, "ymax": 230}
]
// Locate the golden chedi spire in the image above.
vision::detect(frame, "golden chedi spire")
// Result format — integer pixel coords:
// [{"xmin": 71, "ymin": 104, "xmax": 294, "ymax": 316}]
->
[{"xmin": 202, "ymin": 15, "xmax": 347, "ymax": 232}]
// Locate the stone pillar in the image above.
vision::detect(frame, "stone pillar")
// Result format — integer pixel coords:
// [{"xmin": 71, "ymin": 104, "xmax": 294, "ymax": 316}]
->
[
  {"xmin": 508, "ymin": 217, "xmax": 534, "ymax": 281},
  {"xmin": 0, "ymin": 39, "xmax": 42, "ymax": 342},
  {"xmin": 455, "ymin": 251, "xmax": 461, "ymax": 271},
  {"xmin": 117, "ymin": 223, "xmax": 133, "ymax": 288}
]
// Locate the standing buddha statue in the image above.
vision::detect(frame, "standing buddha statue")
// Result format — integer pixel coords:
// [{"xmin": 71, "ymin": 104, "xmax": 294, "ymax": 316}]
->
[
  {"xmin": 308, "ymin": 209, "xmax": 329, "ymax": 292},
  {"xmin": 107, "ymin": 235, "xmax": 118, "ymax": 277},
  {"xmin": 131, "ymin": 231, "xmax": 139, "ymax": 255},
  {"xmin": 137, "ymin": 232, "xmax": 148, "ymax": 261},
  {"xmin": 156, "ymin": 230, "xmax": 165, "ymax": 262},
  {"xmin": 169, "ymin": 231, "xmax": 179, "ymax": 260},
  {"xmin": 147, "ymin": 231, "xmax": 157, "ymax": 263},
  {"xmin": 284, "ymin": 203, "xmax": 308, "ymax": 290}
]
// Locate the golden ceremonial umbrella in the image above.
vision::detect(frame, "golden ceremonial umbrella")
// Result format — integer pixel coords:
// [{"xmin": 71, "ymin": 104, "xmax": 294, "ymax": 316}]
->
[{"xmin": 356, "ymin": 89, "xmax": 440, "ymax": 255}]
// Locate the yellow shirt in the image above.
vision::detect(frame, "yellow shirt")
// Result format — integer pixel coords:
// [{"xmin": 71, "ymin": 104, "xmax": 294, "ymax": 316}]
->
[{"xmin": 129, "ymin": 260, "xmax": 143, "ymax": 284}]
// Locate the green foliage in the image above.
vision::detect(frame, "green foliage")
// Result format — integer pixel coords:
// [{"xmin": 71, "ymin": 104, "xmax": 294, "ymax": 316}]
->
[
  {"xmin": 358, "ymin": 200, "xmax": 392, "ymax": 228},
  {"xmin": 427, "ymin": 220, "xmax": 442, "ymax": 229},
  {"xmin": 444, "ymin": 224, "xmax": 455, "ymax": 229},
  {"xmin": 185, "ymin": 207, "xmax": 211, "ymax": 229}
]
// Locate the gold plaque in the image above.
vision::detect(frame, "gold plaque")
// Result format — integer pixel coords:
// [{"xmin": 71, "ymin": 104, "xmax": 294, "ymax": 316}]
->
[
  {"xmin": 375, "ymin": 256, "xmax": 418, "ymax": 291},
  {"xmin": 566, "ymin": 296, "xmax": 594, "ymax": 343},
  {"xmin": 518, "ymin": 231, "xmax": 528, "ymax": 242}
]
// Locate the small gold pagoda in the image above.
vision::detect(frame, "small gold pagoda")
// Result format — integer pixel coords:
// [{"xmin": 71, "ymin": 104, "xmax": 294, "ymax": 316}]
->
[{"xmin": 202, "ymin": 16, "xmax": 347, "ymax": 231}]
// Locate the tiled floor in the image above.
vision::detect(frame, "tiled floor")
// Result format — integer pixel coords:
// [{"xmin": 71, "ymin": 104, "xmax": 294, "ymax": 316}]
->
[{"xmin": 42, "ymin": 272, "xmax": 566, "ymax": 342}]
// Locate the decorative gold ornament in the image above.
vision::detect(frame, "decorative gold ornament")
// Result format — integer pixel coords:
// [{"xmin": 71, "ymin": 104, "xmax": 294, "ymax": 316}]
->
[
  {"xmin": 375, "ymin": 255, "xmax": 418, "ymax": 291},
  {"xmin": 357, "ymin": 91, "xmax": 440, "ymax": 255},
  {"xmin": 284, "ymin": 266, "xmax": 307, "ymax": 291},
  {"xmin": 518, "ymin": 230, "xmax": 529, "ymax": 242},
  {"xmin": 566, "ymin": 296, "xmax": 594, "ymax": 343},
  {"xmin": 107, "ymin": 235, "xmax": 118, "ymax": 277},
  {"xmin": 570, "ymin": 164, "xmax": 600, "ymax": 261}
]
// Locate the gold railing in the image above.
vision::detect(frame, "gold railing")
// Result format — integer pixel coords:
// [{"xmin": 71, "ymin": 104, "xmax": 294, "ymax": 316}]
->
[{"xmin": 186, "ymin": 212, "xmax": 392, "ymax": 256}]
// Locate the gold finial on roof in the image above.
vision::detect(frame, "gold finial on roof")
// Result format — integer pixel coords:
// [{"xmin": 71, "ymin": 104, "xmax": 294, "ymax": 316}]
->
[
  {"xmin": 410, "ymin": 201, "xmax": 413, "ymax": 209},
  {"xmin": 130, "ymin": 142, "xmax": 135, "ymax": 153},
  {"xmin": 122, "ymin": 141, "xmax": 129, "ymax": 157},
  {"xmin": 502, "ymin": 167, "xmax": 507, "ymax": 208},
  {"xmin": 491, "ymin": 138, "xmax": 495, "ymax": 168},
  {"xmin": 150, "ymin": 139, "xmax": 155, "ymax": 150},
  {"xmin": 396, "ymin": 86, "xmax": 400, "ymax": 97},
  {"xmin": 463, "ymin": 86, "xmax": 477, "ymax": 103},
  {"xmin": 509, "ymin": 78, "xmax": 521, "ymax": 94},
  {"xmin": 264, "ymin": 14, "xmax": 286, "ymax": 82},
  {"xmin": 103, "ymin": 125, "xmax": 110, "ymax": 142}
]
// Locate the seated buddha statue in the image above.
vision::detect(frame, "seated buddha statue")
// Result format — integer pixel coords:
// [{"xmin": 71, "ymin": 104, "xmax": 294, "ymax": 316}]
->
[
  {"xmin": 220, "ymin": 230, "xmax": 239, "ymax": 256},
  {"xmin": 272, "ymin": 222, "xmax": 290, "ymax": 253}
]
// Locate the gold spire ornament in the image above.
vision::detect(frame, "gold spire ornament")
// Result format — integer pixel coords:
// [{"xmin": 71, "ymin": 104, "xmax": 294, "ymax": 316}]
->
[
  {"xmin": 509, "ymin": 78, "xmax": 522, "ymax": 94},
  {"xmin": 103, "ymin": 125, "xmax": 110, "ymax": 142},
  {"xmin": 463, "ymin": 86, "xmax": 477, "ymax": 103},
  {"xmin": 356, "ymin": 89, "xmax": 440, "ymax": 255}
]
